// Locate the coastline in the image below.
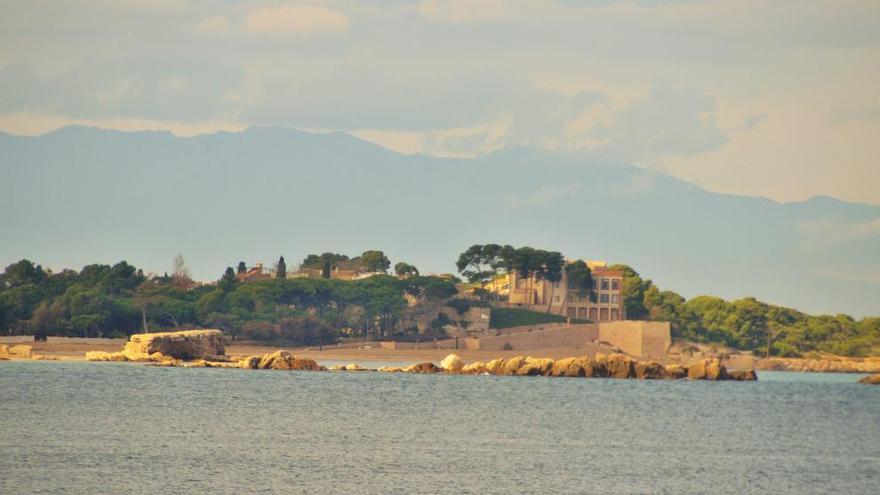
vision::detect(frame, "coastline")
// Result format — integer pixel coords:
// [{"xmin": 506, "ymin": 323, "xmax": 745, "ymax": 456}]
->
[{"xmin": 4, "ymin": 335, "xmax": 878, "ymax": 373}]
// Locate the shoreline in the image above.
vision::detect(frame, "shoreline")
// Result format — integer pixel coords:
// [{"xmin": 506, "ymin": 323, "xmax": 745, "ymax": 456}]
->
[{"xmin": 3, "ymin": 335, "xmax": 878, "ymax": 373}]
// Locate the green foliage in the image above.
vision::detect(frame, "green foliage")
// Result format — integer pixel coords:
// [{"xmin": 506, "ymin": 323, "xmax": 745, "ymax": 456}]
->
[
  {"xmin": 445, "ymin": 298, "xmax": 489, "ymax": 315},
  {"xmin": 360, "ymin": 250, "xmax": 391, "ymax": 273},
  {"xmin": 489, "ymin": 307, "xmax": 587, "ymax": 329},
  {"xmin": 276, "ymin": 256, "xmax": 287, "ymax": 279},
  {"xmin": 394, "ymin": 262, "xmax": 419, "ymax": 278}
]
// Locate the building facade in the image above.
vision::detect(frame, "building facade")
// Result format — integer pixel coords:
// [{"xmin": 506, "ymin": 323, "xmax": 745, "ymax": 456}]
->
[{"xmin": 507, "ymin": 262, "xmax": 625, "ymax": 321}]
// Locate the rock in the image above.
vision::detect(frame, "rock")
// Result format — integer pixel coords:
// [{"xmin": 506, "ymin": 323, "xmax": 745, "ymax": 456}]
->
[
  {"xmin": 8, "ymin": 344, "xmax": 33, "ymax": 359},
  {"xmin": 345, "ymin": 363, "xmax": 367, "ymax": 371},
  {"xmin": 440, "ymin": 354, "xmax": 464, "ymax": 372},
  {"xmin": 606, "ymin": 353, "xmax": 636, "ymax": 379},
  {"xmin": 122, "ymin": 329, "xmax": 225, "ymax": 361},
  {"xmin": 664, "ymin": 364, "xmax": 688, "ymax": 380},
  {"xmin": 706, "ymin": 358, "xmax": 729, "ymax": 380},
  {"xmin": 582, "ymin": 357, "xmax": 608, "ymax": 378},
  {"xmin": 550, "ymin": 357, "xmax": 577, "ymax": 377},
  {"xmin": 403, "ymin": 362, "xmax": 440, "ymax": 374},
  {"xmin": 501, "ymin": 356, "xmax": 528, "ymax": 376},
  {"xmin": 377, "ymin": 366, "xmax": 403, "ymax": 372},
  {"xmin": 85, "ymin": 351, "xmax": 128, "ymax": 361},
  {"xmin": 728, "ymin": 369, "xmax": 758, "ymax": 381},
  {"xmin": 635, "ymin": 361, "xmax": 667, "ymax": 379},
  {"xmin": 688, "ymin": 358, "xmax": 729, "ymax": 380},
  {"xmin": 485, "ymin": 358, "xmax": 506, "ymax": 375},
  {"xmin": 328, "ymin": 364, "xmax": 346, "ymax": 371},
  {"xmin": 516, "ymin": 357, "xmax": 554, "ymax": 376},
  {"xmin": 238, "ymin": 356, "xmax": 261, "ymax": 369},
  {"xmin": 254, "ymin": 350, "xmax": 323, "ymax": 371},
  {"xmin": 461, "ymin": 361, "xmax": 487, "ymax": 374},
  {"xmin": 859, "ymin": 374, "xmax": 880, "ymax": 384}
]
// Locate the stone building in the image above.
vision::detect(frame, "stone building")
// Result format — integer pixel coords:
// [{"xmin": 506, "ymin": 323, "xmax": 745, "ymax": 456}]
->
[{"xmin": 507, "ymin": 261, "xmax": 625, "ymax": 321}]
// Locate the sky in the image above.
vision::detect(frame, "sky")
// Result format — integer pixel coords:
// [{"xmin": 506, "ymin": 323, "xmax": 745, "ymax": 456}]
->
[{"xmin": 1, "ymin": 0, "xmax": 879, "ymax": 205}]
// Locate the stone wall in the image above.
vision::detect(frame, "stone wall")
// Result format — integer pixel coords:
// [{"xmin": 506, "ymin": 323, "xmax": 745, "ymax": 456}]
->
[
  {"xmin": 472, "ymin": 324, "xmax": 599, "ymax": 351},
  {"xmin": 597, "ymin": 321, "xmax": 671, "ymax": 358}
]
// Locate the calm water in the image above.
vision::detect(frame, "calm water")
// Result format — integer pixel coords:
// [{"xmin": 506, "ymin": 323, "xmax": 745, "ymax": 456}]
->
[{"xmin": 1, "ymin": 362, "xmax": 878, "ymax": 494}]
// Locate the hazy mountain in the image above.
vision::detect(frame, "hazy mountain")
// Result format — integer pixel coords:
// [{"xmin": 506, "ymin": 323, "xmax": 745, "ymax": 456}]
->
[{"xmin": 1, "ymin": 126, "xmax": 878, "ymax": 317}]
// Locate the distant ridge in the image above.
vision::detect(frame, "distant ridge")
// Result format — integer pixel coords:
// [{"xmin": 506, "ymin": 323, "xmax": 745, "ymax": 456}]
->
[{"xmin": 1, "ymin": 125, "xmax": 878, "ymax": 317}]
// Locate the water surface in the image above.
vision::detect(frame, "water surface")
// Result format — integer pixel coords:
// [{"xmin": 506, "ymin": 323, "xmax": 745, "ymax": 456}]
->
[{"xmin": 1, "ymin": 362, "xmax": 878, "ymax": 494}]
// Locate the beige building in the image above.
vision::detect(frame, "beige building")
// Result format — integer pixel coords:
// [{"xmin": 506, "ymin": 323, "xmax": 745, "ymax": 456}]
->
[{"xmin": 507, "ymin": 261, "xmax": 626, "ymax": 321}]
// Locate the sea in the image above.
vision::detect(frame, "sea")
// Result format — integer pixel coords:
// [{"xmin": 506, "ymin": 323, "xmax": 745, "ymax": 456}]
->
[{"xmin": 1, "ymin": 361, "xmax": 878, "ymax": 494}]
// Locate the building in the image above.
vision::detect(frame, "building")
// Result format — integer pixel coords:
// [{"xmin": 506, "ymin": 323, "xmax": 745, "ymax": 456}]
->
[{"xmin": 507, "ymin": 261, "xmax": 625, "ymax": 321}]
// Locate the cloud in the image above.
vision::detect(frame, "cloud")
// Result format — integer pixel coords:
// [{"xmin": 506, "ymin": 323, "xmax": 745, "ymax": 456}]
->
[
  {"xmin": 244, "ymin": 5, "xmax": 350, "ymax": 37},
  {"xmin": 193, "ymin": 15, "xmax": 232, "ymax": 36},
  {"xmin": 418, "ymin": 0, "xmax": 531, "ymax": 23},
  {"xmin": 579, "ymin": 83, "xmax": 727, "ymax": 163},
  {"xmin": 505, "ymin": 182, "xmax": 584, "ymax": 209}
]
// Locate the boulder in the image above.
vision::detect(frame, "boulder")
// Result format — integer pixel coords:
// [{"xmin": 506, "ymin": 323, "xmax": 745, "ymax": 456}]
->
[
  {"xmin": 328, "ymin": 364, "xmax": 346, "ymax": 371},
  {"xmin": 8, "ymin": 344, "xmax": 33, "ymax": 359},
  {"xmin": 345, "ymin": 363, "xmax": 367, "ymax": 371},
  {"xmin": 461, "ymin": 361, "xmax": 488, "ymax": 375},
  {"xmin": 859, "ymin": 374, "xmax": 880, "ymax": 385},
  {"xmin": 550, "ymin": 357, "xmax": 577, "ymax": 377},
  {"xmin": 440, "ymin": 354, "xmax": 465, "ymax": 372},
  {"xmin": 377, "ymin": 366, "xmax": 403, "ymax": 372},
  {"xmin": 85, "ymin": 351, "xmax": 128, "ymax": 362},
  {"xmin": 403, "ymin": 362, "xmax": 440, "ymax": 373},
  {"xmin": 664, "ymin": 364, "xmax": 688, "ymax": 380},
  {"xmin": 254, "ymin": 350, "xmax": 323, "ymax": 371},
  {"xmin": 688, "ymin": 358, "xmax": 729, "ymax": 380},
  {"xmin": 582, "ymin": 357, "xmax": 608, "ymax": 378},
  {"xmin": 238, "ymin": 356, "xmax": 261, "ymax": 369},
  {"xmin": 501, "ymin": 356, "xmax": 528, "ymax": 376},
  {"xmin": 728, "ymin": 369, "xmax": 758, "ymax": 381},
  {"xmin": 485, "ymin": 358, "xmax": 506, "ymax": 375},
  {"xmin": 516, "ymin": 357, "xmax": 554, "ymax": 376},
  {"xmin": 122, "ymin": 329, "xmax": 225, "ymax": 361},
  {"xmin": 606, "ymin": 353, "xmax": 636, "ymax": 379},
  {"xmin": 635, "ymin": 361, "xmax": 667, "ymax": 380}
]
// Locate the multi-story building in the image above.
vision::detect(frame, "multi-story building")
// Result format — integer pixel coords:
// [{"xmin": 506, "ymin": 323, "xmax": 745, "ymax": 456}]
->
[{"xmin": 507, "ymin": 261, "xmax": 625, "ymax": 321}]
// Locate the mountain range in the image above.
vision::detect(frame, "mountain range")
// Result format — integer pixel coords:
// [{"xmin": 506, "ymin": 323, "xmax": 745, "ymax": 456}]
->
[{"xmin": 1, "ymin": 125, "xmax": 878, "ymax": 317}]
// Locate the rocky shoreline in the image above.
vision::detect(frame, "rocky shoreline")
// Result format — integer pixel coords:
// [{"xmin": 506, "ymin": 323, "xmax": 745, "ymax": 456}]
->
[{"xmin": 81, "ymin": 330, "xmax": 757, "ymax": 381}]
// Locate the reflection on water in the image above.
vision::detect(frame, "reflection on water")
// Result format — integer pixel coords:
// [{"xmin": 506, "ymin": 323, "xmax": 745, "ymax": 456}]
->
[{"xmin": 1, "ymin": 362, "xmax": 878, "ymax": 494}]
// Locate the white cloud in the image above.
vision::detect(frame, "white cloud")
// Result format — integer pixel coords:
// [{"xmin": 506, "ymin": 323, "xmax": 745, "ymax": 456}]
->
[
  {"xmin": 193, "ymin": 15, "xmax": 231, "ymax": 37},
  {"xmin": 505, "ymin": 182, "xmax": 584, "ymax": 209},
  {"xmin": 244, "ymin": 5, "xmax": 350, "ymax": 37},
  {"xmin": 417, "ymin": 0, "xmax": 534, "ymax": 23}
]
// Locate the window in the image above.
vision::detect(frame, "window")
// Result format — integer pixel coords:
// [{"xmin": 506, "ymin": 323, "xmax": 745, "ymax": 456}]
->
[
  {"xmin": 569, "ymin": 292, "xmax": 578, "ymax": 303},
  {"xmin": 589, "ymin": 307, "xmax": 599, "ymax": 320},
  {"xmin": 577, "ymin": 308, "xmax": 588, "ymax": 318},
  {"xmin": 589, "ymin": 292, "xmax": 598, "ymax": 303},
  {"xmin": 600, "ymin": 308, "xmax": 610, "ymax": 320},
  {"xmin": 611, "ymin": 279, "xmax": 620, "ymax": 290},
  {"xmin": 600, "ymin": 293, "xmax": 609, "ymax": 304},
  {"xmin": 567, "ymin": 307, "xmax": 577, "ymax": 318},
  {"xmin": 611, "ymin": 308, "xmax": 619, "ymax": 320},
  {"xmin": 554, "ymin": 295, "xmax": 560, "ymax": 302},
  {"xmin": 611, "ymin": 294, "xmax": 620, "ymax": 304},
  {"xmin": 601, "ymin": 278, "xmax": 609, "ymax": 290},
  {"xmin": 591, "ymin": 278, "xmax": 598, "ymax": 289}
]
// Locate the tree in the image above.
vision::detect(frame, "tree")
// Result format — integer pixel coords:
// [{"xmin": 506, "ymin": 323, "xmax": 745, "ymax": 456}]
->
[
  {"xmin": 237, "ymin": 261, "xmax": 247, "ymax": 274},
  {"xmin": 219, "ymin": 267, "xmax": 238, "ymax": 292},
  {"xmin": 361, "ymin": 250, "xmax": 390, "ymax": 273},
  {"xmin": 456, "ymin": 245, "xmax": 492, "ymax": 285},
  {"xmin": 542, "ymin": 251, "xmax": 565, "ymax": 313},
  {"xmin": 276, "ymin": 256, "xmax": 287, "ymax": 279},
  {"xmin": 172, "ymin": 253, "xmax": 193, "ymax": 289},
  {"xmin": 394, "ymin": 262, "xmax": 419, "ymax": 279}
]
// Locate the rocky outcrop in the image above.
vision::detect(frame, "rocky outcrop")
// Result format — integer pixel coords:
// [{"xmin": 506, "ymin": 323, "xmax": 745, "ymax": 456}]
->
[
  {"xmin": 635, "ymin": 361, "xmax": 666, "ymax": 379},
  {"xmin": 516, "ymin": 357, "xmax": 554, "ymax": 376},
  {"xmin": 123, "ymin": 330, "xmax": 224, "ymax": 360},
  {"xmin": 402, "ymin": 362, "xmax": 440, "ymax": 373},
  {"xmin": 86, "ymin": 330, "xmax": 225, "ymax": 363},
  {"xmin": 246, "ymin": 350, "xmax": 323, "ymax": 371},
  {"xmin": 606, "ymin": 353, "xmax": 636, "ymax": 379},
  {"xmin": 0, "ymin": 344, "xmax": 33, "ymax": 359},
  {"xmin": 728, "ymin": 369, "xmax": 758, "ymax": 381},
  {"xmin": 757, "ymin": 355, "xmax": 880, "ymax": 373},
  {"xmin": 664, "ymin": 364, "xmax": 688, "ymax": 380},
  {"xmin": 687, "ymin": 358, "xmax": 729, "ymax": 380},
  {"xmin": 859, "ymin": 373, "xmax": 880, "ymax": 385},
  {"xmin": 440, "ymin": 354, "xmax": 464, "ymax": 372},
  {"xmin": 461, "ymin": 361, "xmax": 488, "ymax": 374}
]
